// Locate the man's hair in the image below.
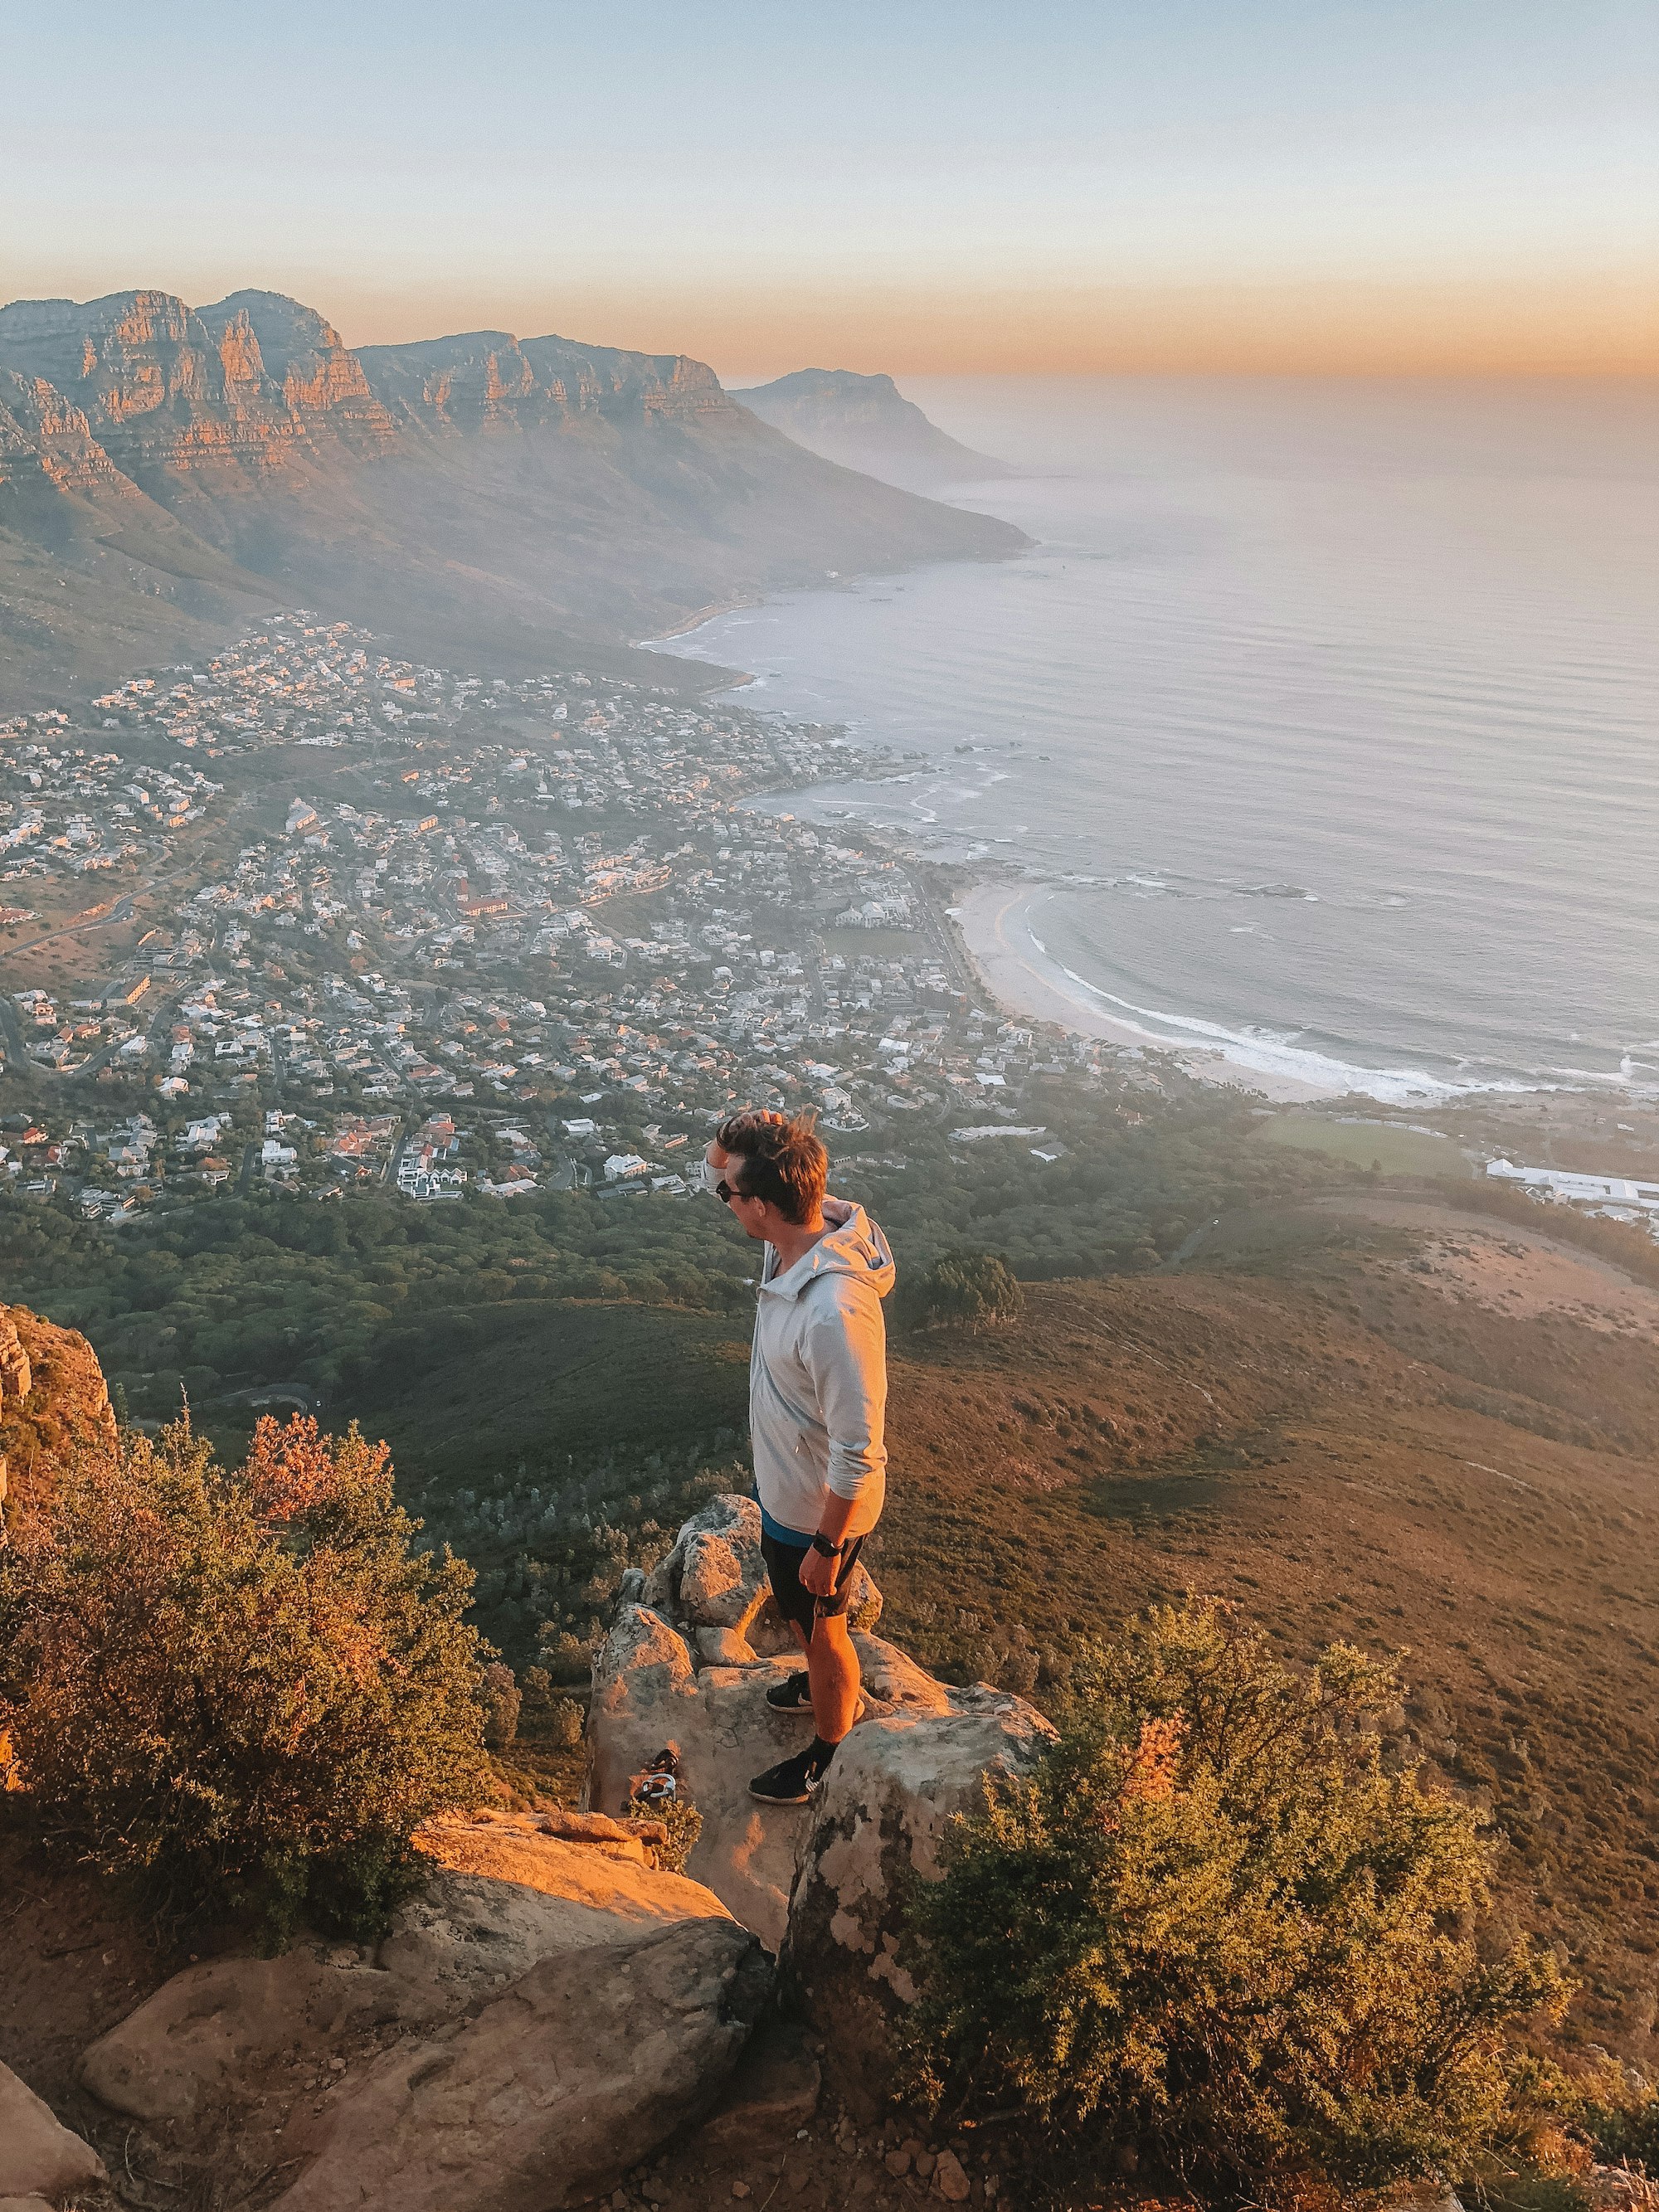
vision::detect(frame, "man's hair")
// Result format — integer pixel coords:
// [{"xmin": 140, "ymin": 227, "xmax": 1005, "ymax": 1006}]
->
[{"xmin": 716, "ymin": 1108, "xmax": 828, "ymax": 1225}]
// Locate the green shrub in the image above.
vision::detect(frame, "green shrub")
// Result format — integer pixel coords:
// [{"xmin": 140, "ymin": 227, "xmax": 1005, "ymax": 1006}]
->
[
  {"xmin": 902, "ymin": 1249, "xmax": 1024, "ymax": 1334},
  {"xmin": 0, "ymin": 1413, "xmax": 490, "ymax": 1942},
  {"xmin": 517, "ymin": 1665, "xmax": 584, "ymax": 1749},
  {"xmin": 901, "ymin": 1597, "xmax": 1569, "ymax": 2199},
  {"xmin": 479, "ymin": 1661, "xmax": 522, "ymax": 1748}
]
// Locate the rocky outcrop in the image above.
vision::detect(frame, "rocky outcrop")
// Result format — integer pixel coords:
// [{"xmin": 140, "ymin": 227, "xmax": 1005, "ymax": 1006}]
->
[
  {"xmin": 782, "ymin": 1693, "xmax": 1054, "ymax": 2109},
  {"xmin": 197, "ymin": 292, "xmax": 400, "ymax": 456},
  {"xmin": 0, "ymin": 2059, "xmax": 107, "ymax": 2200},
  {"xmin": 269, "ymin": 1917, "xmax": 767, "ymax": 2212},
  {"xmin": 80, "ymin": 1810, "xmax": 766, "ymax": 2206},
  {"xmin": 586, "ymin": 1492, "xmax": 1053, "ymax": 2028},
  {"xmin": 0, "ymin": 1304, "xmax": 118, "ymax": 1530}
]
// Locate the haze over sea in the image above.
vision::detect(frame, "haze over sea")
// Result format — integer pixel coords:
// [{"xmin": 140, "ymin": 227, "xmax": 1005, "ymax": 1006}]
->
[{"xmin": 652, "ymin": 377, "xmax": 1659, "ymax": 1105}]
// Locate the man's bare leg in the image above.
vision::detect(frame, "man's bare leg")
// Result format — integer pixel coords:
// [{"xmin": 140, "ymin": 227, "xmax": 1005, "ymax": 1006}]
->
[{"xmin": 807, "ymin": 1612, "xmax": 861, "ymax": 1743}]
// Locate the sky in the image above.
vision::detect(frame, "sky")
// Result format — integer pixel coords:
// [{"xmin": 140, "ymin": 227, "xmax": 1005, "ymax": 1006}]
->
[{"xmin": 6, "ymin": 0, "xmax": 1656, "ymax": 377}]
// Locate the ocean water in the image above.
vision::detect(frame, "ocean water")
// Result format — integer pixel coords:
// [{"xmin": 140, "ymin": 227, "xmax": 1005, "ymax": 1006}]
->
[{"xmin": 650, "ymin": 377, "xmax": 1659, "ymax": 1101}]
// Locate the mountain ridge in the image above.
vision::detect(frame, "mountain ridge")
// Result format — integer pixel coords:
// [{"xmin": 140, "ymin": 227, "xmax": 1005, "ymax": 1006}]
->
[{"xmin": 0, "ymin": 289, "xmax": 1027, "ymax": 702}]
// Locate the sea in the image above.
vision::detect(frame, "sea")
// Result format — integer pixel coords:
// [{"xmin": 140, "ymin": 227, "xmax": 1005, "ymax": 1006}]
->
[{"xmin": 647, "ymin": 377, "xmax": 1659, "ymax": 1104}]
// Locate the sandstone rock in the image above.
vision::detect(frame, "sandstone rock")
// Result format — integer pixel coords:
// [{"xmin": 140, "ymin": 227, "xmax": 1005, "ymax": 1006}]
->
[
  {"xmin": 0, "ymin": 2060, "xmax": 107, "ymax": 2197},
  {"xmin": 80, "ymin": 1946, "xmax": 401, "ymax": 2122},
  {"xmin": 698, "ymin": 1625, "xmax": 758, "ymax": 1667},
  {"xmin": 587, "ymin": 1621, "xmax": 1039, "ymax": 1957},
  {"xmin": 783, "ymin": 1692, "xmax": 1055, "ymax": 2108},
  {"xmin": 590, "ymin": 1505, "xmax": 945, "ymax": 1948},
  {"xmin": 933, "ymin": 2149, "xmax": 971, "ymax": 2201},
  {"xmin": 642, "ymin": 1494, "xmax": 882, "ymax": 1641},
  {"xmin": 267, "ymin": 1917, "xmax": 770, "ymax": 2212},
  {"xmin": 83, "ymin": 1822, "xmax": 737, "ymax": 2126},
  {"xmin": 588, "ymin": 1603, "xmax": 807, "ymax": 1943}
]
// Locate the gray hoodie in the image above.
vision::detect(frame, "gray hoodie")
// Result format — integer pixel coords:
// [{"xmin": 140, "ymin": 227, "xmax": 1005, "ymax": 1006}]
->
[{"xmin": 751, "ymin": 1195, "xmax": 896, "ymax": 1542}]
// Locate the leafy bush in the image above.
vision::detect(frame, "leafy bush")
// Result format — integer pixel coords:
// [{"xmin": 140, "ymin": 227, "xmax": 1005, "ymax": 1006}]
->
[
  {"xmin": 901, "ymin": 1597, "xmax": 1569, "ymax": 2199},
  {"xmin": 479, "ymin": 1662, "xmax": 523, "ymax": 1748},
  {"xmin": 0, "ymin": 1413, "xmax": 490, "ymax": 1942},
  {"xmin": 902, "ymin": 1249, "xmax": 1024, "ymax": 1333},
  {"xmin": 1573, "ymin": 2088, "xmax": 1659, "ymax": 2178}
]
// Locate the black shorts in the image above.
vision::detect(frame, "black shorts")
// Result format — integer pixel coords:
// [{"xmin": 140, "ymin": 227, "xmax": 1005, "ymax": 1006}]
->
[{"xmin": 761, "ymin": 1529, "xmax": 866, "ymax": 1639}]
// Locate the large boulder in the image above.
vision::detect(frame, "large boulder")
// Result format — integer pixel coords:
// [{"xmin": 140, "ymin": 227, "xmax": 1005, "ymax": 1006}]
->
[
  {"xmin": 782, "ymin": 1694, "xmax": 1055, "ymax": 2112},
  {"xmin": 82, "ymin": 1810, "xmax": 766, "ymax": 2201},
  {"xmin": 83, "ymin": 1821, "xmax": 738, "ymax": 2126},
  {"xmin": 0, "ymin": 2060, "xmax": 107, "ymax": 2199},
  {"xmin": 267, "ymin": 1916, "xmax": 769, "ymax": 2212},
  {"xmin": 81, "ymin": 1945, "xmax": 397, "ymax": 2124},
  {"xmin": 639, "ymin": 1493, "xmax": 881, "ymax": 1662}
]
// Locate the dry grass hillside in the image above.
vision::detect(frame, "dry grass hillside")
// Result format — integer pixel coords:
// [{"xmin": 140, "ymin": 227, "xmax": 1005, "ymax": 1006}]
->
[{"xmin": 869, "ymin": 1192, "xmax": 1659, "ymax": 2064}]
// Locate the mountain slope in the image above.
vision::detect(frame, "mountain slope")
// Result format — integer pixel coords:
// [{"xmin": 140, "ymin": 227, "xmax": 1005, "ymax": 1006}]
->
[
  {"xmin": 732, "ymin": 367, "xmax": 1017, "ymax": 491},
  {"xmin": 0, "ymin": 292, "xmax": 1027, "ymax": 700}
]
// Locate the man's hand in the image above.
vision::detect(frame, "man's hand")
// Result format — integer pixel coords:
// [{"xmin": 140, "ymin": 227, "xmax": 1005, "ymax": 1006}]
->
[{"xmin": 799, "ymin": 1543, "xmax": 841, "ymax": 1599}]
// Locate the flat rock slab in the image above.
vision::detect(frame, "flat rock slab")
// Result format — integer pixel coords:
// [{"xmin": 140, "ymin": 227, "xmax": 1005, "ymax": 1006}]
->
[
  {"xmin": 268, "ymin": 1917, "xmax": 770, "ymax": 2212},
  {"xmin": 0, "ymin": 2060, "xmax": 107, "ymax": 2198}
]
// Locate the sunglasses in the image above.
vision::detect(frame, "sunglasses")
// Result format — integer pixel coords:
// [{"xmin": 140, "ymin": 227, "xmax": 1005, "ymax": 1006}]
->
[{"xmin": 703, "ymin": 1157, "xmax": 751, "ymax": 1206}]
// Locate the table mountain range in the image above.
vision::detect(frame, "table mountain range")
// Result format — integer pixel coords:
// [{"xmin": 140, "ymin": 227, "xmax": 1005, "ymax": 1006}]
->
[{"xmin": 0, "ymin": 289, "xmax": 1025, "ymax": 702}]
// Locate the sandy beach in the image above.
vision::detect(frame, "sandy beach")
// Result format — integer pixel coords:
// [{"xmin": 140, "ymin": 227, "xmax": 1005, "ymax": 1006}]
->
[{"xmin": 951, "ymin": 880, "xmax": 1345, "ymax": 1104}]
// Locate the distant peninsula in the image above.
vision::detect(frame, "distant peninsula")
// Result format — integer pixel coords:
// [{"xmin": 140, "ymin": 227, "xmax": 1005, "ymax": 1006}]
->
[{"xmin": 732, "ymin": 368, "xmax": 1018, "ymax": 493}]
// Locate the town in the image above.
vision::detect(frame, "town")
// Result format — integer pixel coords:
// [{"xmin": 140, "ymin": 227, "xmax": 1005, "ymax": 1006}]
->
[{"xmin": 0, "ymin": 615, "xmax": 1115, "ymax": 1217}]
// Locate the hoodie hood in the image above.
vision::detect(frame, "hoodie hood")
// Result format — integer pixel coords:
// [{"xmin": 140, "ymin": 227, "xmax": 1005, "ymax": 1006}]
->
[{"xmin": 759, "ymin": 1195, "xmax": 896, "ymax": 1304}]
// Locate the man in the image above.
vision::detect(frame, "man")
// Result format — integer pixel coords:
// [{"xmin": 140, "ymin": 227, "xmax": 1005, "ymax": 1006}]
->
[{"xmin": 704, "ymin": 1108, "xmax": 895, "ymax": 1805}]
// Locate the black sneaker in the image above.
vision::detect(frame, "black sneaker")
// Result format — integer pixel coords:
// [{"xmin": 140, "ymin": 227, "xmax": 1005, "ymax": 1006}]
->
[
  {"xmin": 763, "ymin": 1672, "xmax": 868, "ymax": 1723},
  {"xmin": 749, "ymin": 1743, "xmax": 837, "ymax": 1805}
]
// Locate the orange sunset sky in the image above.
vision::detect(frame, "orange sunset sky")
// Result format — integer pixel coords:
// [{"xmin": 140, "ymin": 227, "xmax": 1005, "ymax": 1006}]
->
[{"xmin": 7, "ymin": 2, "xmax": 1656, "ymax": 380}]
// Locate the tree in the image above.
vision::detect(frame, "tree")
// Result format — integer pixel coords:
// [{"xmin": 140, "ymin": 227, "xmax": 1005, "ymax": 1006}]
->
[
  {"xmin": 479, "ymin": 1660, "xmax": 522, "ymax": 1748},
  {"xmin": 901, "ymin": 1597, "xmax": 1568, "ymax": 2199},
  {"xmin": 902, "ymin": 1249, "xmax": 1024, "ymax": 1334},
  {"xmin": 0, "ymin": 1413, "xmax": 490, "ymax": 1942}
]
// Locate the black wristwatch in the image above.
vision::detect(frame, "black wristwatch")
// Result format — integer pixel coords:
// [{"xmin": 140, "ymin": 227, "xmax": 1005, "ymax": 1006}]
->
[{"xmin": 810, "ymin": 1531, "xmax": 844, "ymax": 1558}]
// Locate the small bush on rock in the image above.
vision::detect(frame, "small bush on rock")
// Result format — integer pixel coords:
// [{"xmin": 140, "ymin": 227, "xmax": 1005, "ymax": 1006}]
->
[
  {"xmin": 901, "ymin": 1597, "xmax": 1569, "ymax": 2199},
  {"xmin": 0, "ymin": 1413, "xmax": 490, "ymax": 1941},
  {"xmin": 902, "ymin": 1249, "xmax": 1024, "ymax": 1334},
  {"xmin": 627, "ymin": 1791, "xmax": 703, "ymax": 1876}
]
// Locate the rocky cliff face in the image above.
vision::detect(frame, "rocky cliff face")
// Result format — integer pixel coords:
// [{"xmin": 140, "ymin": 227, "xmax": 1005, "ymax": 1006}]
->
[
  {"xmin": 358, "ymin": 329, "xmax": 728, "ymax": 438},
  {"xmin": 0, "ymin": 288, "xmax": 401, "ymax": 490},
  {"xmin": 0, "ymin": 289, "xmax": 750, "ymax": 499}
]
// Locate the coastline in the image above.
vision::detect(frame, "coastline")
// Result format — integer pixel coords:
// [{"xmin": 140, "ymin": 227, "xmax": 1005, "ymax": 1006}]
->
[{"xmin": 951, "ymin": 881, "xmax": 1344, "ymax": 1104}]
